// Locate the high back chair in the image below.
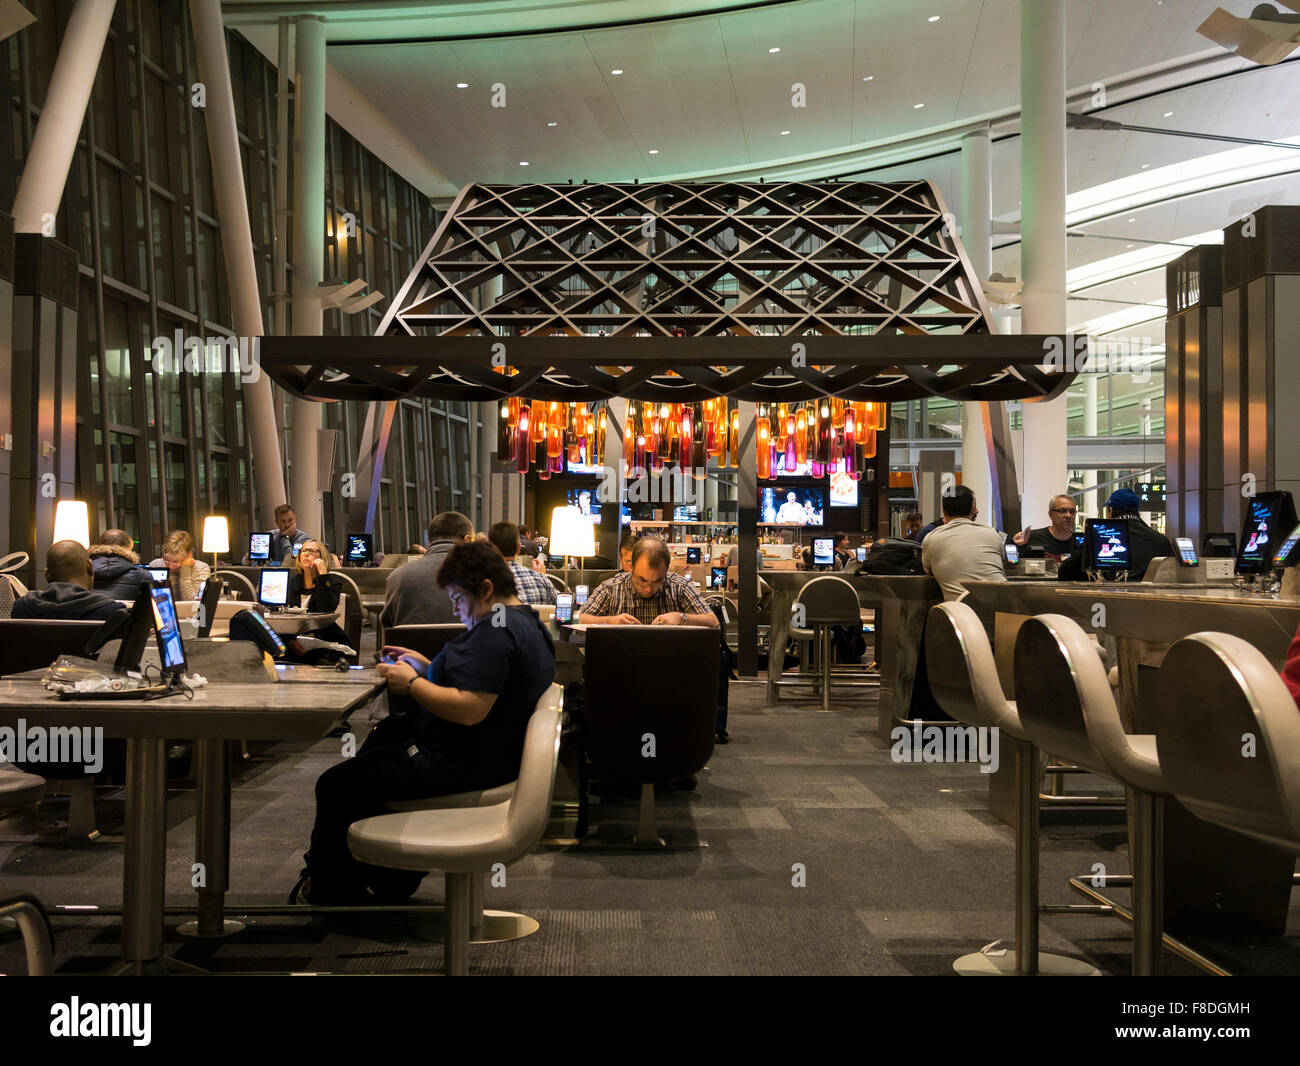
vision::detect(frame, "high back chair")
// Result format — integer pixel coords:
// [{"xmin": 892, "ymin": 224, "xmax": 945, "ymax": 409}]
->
[
  {"xmin": 348, "ymin": 685, "xmax": 563, "ymax": 975},
  {"xmin": 925, "ymin": 603, "xmax": 1097, "ymax": 975},
  {"xmin": 581, "ymin": 626, "xmax": 717, "ymax": 845},
  {"xmin": 384, "ymin": 623, "xmax": 467, "ymax": 663}
]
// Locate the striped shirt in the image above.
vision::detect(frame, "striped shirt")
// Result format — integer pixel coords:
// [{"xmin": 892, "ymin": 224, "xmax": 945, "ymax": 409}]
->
[
  {"xmin": 581, "ymin": 570, "xmax": 709, "ymax": 625},
  {"xmin": 508, "ymin": 559, "xmax": 557, "ymax": 605}
]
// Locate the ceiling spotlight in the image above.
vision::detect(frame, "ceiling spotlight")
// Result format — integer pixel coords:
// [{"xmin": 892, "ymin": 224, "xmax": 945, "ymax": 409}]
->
[
  {"xmin": 456, "ymin": 82, "xmax": 468, "ymax": 88},
  {"xmin": 780, "ymin": 129, "xmax": 791, "ymax": 135},
  {"xmin": 913, "ymin": 102, "xmax": 925, "ymax": 109},
  {"xmin": 520, "ymin": 161, "xmax": 530, "ymax": 166},
  {"xmin": 768, "ymin": 46, "xmax": 781, "ymax": 53},
  {"xmin": 1197, "ymin": 5, "xmax": 1300, "ymax": 65},
  {"xmin": 1128, "ymin": 216, "xmax": 1136, "ymax": 222},
  {"xmin": 862, "ymin": 75, "xmax": 874, "ymax": 81},
  {"xmin": 928, "ymin": 15, "xmax": 941, "ymax": 22},
  {"xmin": 648, "ymin": 149, "xmax": 659, "ymax": 154},
  {"xmin": 1163, "ymin": 111, "xmax": 1174, "ymax": 117},
  {"xmin": 1141, "ymin": 163, "xmax": 1150, "ymax": 168},
  {"xmin": 610, "ymin": 68, "xmax": 624, "ymax": 75},
  {"xmin": 547, "ymin": 121, "xmax": 558, "ymax": 127}
]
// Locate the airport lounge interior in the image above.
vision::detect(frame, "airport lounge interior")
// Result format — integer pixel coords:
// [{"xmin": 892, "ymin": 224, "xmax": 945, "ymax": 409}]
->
[{"xmin": 1, "ymin": 0, "xmax": 1300, "ymax": 997}]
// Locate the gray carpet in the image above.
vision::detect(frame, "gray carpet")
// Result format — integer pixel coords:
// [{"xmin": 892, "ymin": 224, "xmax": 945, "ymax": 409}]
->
[{"xmin": 3, "ymin": 668, "xmax": 1299, "ymax": 975}]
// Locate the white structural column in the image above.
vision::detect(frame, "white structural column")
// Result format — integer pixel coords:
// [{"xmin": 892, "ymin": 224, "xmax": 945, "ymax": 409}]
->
[
  {"xmin": 290, "ymin": 15, "xmax": 326, "ymax": 537},
  {"xmin": 960, "ymin": 126, "xmax": 994, "ymax": 522},
  {"xmin": 11, "ymin": 0, "xmax": 116, "ymax": 232},
  {"xmin": 1082, "ymin": 375, "xmax": 1098, "ymax": 517},
  {"xmin": 189, "ymin": 0, "xmax": 286, "ymax": 519},
  {"xmin": 1019, "ymin": 0, "xmax": 1070, "ymax": 517}
]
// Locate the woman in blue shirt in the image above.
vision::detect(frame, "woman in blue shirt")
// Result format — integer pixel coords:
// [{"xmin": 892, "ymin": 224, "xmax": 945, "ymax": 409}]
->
[{"xmin": 291, "ymin": 540, "xmax": 555, "ymax": 905}]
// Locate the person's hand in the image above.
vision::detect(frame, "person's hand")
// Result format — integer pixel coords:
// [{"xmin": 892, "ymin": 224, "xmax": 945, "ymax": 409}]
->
[
  {"xmin": 1013, "ymin": 526, "xmax": 1031, "ymax": 546},
  {"xmin": 381, "ymin": 645, "xmax": 430, "ymax": 672},
  {"xmin": 608, "ymin": 613, "xmax": 639, "ymax": 625},
  {"xmin": 313, "ymin": 558, "xmax": 329, "ymax": 576},
  {"xmin": 377, "ymin": 660, "xmax": 418, "ymax": 695},
  {"xmin": 531, "ymin": 557, "xmax": 545, "ymax": 573},
  {"xmin": 651, "ymin": 612, "xmax": 684, "ymax": 626}
]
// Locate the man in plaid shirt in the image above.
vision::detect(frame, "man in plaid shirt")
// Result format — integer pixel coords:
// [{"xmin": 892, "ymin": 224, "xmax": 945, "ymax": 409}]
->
[
  {"xmin": 581, "ymin": 537, "xmax": 718, "ymax": 629},
  {"xmin": 487, "ymin": 522, "xmax": 556, "ymax": 606}
]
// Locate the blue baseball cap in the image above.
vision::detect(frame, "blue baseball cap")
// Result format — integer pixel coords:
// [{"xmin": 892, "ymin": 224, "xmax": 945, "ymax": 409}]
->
[{"xmin": 1106, "ymin": 488, "xmax": 1141, "ymax": 513}]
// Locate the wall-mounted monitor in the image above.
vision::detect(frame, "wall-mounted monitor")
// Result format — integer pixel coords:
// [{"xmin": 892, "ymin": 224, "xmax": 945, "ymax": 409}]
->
[
  {"xmin": 673, "ymin": 505, "xmax": 699, "ymax": 521},
  {"xmin": 565, "ymin": 486, "xmax": 600, "ymax": 522},
  {"xmin": 761, "ymin": 486, "xmax": 825, "ymax": 526},
  {"xmin": 829, "ymin": 470, "xmax": 859, "ymax": 507}
]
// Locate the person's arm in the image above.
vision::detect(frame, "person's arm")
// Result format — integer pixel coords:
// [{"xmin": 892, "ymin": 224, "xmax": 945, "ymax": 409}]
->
[
  {"xmin": 378, "ymin": 662, "xmax": 498, "ymax": 726},
  {"xmin": 653, "ymin": 580, "xmax": 718, "ymax": 628},
  {"xmin": 176, "ymin": 564, "xmax": 201, "ymax": 601},
  {"xmin": 307, "ymin": 572, "xmax": 341, "ymax": 613},
  {"xmin": 574, "ymin": 581, "xmax": 635, "ymax": 624}
]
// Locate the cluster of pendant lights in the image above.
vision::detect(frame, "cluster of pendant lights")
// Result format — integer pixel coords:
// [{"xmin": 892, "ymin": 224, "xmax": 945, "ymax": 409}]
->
[{"xmin": 497, "ymin": 398, "xmax": 887, "ymax": 481}]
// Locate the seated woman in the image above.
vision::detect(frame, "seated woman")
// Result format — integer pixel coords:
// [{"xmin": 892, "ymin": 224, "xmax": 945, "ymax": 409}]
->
[
  {"xmin": 282, "ymin": 540, "xmax": 352, "ymax": 661},
  {"xmin": 290, "ymin": 540, "xmax": 556, "ymax": 905}
]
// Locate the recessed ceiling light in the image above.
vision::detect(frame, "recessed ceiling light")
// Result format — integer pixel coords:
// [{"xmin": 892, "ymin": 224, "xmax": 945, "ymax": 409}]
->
[
  {"xmin": 913, "ymin": 102, "xmax": 925, "ymax": 109},
  {"xmin": 1141, "ymin": 163, "xmax": 1150, "ymax": 169},
  {"xmin": 456, "ymin": 82, "xmax": 468, "ymax": 89},
  {"xmin": 1163, "ymin": 111, "xmax": 1173, "ymax": 118},
  {"xmin": 1128, "ymin": 216, "xmax": 1136, "ymax": 222},
  {"xmin": 1126, "ymin": 243, "xmax": 1134, "ymax": 248},
  {"xmin": 928, "ymin": 14, "xmax": 940, "ymax": 22},
  {"xmin": 768, "ymin": 46, "xmax": 781, "ymax": 54},
  {"xmin": 862, "ymin": 75, "xmax": 874, "ymax": 81},
  {"xmin": 648, "ymin": 149, "xmax": 659, "ymax": 155},
  {"xmin": 610, "ymin": 68, "xmax": 624, "ymax": 75},
  {"xmin": 547, "ymin": 121, "xmax": 558, "ymax": 127},
  {"xmin": 519, "ymin": 161, "xmax": 530, "ymax": 166},
  {"xmin": 780, "ymin": 129, "xmax": 790, "ymax": 135}
]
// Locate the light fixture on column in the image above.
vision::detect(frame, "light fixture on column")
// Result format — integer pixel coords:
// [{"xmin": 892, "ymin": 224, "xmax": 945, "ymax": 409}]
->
[
  {"xmin": 202, "ymin": 515, "xmax": 230, "ymax": 572},
  {"xmin": 1198, "ymin": 3, "xmax": 1300, "ymax": 64},
  {"xmin": 549, "ymin": 505, "xmax": 594, "ymax": 590},
  {"xmin": 53, "ymin": 500, "xmax": 90, "ymax": 548},
  {"xmin": 314, "ymin": 278, "xmax": 385, "ymax": 314}
]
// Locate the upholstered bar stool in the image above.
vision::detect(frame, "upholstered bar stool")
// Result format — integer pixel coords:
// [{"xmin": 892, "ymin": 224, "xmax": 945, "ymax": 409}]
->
[
  {"xmin": 788, "ymin": 576, "xmax": 870, "ymax": 711},
  {"xmin": 924, "ymin": 603, "xmax": 1098, "ymax": 976},
  {"xmin": 1156, "ymin": 632, "xmax": 1300, "ymax": 858},
  {"xmin": 1016, "ymin": 614, "xmax": 1174, "ymax": 974},
  {"xmin": 348, "ymin": 685, "xmax": 563, "ymax": 975}
]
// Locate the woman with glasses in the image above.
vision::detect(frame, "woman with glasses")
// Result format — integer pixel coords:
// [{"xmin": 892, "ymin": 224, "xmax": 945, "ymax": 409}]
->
[
  {"xmin": 290, "ymin": 540, "xmax": 555, "ymax": 905},
  {"xmin": 1010, "ymin": 493, "xmax": 1080, "ymax": 558},
  {"xmin": 283, "ymin": 540, "xmax": 353, "ymax": 657}
]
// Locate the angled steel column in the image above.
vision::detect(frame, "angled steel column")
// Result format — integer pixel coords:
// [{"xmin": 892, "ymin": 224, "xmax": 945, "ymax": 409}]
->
[
  {"xmin": 960, "ymin": 127, "xmax": 995, "ymax": 523},
  {"xmin": 290, "ymin": 14, "xmax": 325, "ymax": 538},
  {"xmin": 736, "ymin": 402, "xmax": 758, "ymax": 677},
  {"xmin": 11, "ymin": 0, "xmax": 115, "ymax": 233},
  {"xmin": 190, "ymin": 0, "xmax": 286, "ymax": 523},
  {"xmin": 1019, "ymin": 0, "xmax": 1069, "ymax": 521}
]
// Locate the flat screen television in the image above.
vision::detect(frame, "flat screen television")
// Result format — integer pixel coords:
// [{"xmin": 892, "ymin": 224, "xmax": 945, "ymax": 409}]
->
[
  {"xmin": 673, "ymin": 505, "xmax": 700, "ymax": 521},
  {"xmin": 1236, "ymin": 491, "xmax": 1297, "ymax": 576},
  {"xmin": 565, "ymin": 486, "xmax": 600, "ymax": 522},
  {"xmin": 565, "ymin": 455, "xmax": 603, "ymax": 475},
  {"xmin": 761, "ymin": 485, "xmax": 826, "ymax": 526},
  {"xmin": 1084, "ymin": 518, "xmax": 1133, "ymax": 574}
]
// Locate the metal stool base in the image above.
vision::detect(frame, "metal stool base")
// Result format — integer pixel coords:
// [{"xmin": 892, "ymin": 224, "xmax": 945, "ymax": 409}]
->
[{"xmin": 954, "ymin": 950, "xmax": 1101, "ymax": 976}]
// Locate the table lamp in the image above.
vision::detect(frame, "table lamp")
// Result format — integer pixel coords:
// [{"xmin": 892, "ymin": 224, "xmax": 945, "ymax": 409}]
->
[
  {"xmin": 53, "ymin": 500, "xmax": 91, "ymax": 547},
  {"xmin": 549, "ymin": 505, "xmax": 595, "ymax": 589},
  {"xmin": 202, "ymin": 515, "xmax": 230, "ymax": 572}
]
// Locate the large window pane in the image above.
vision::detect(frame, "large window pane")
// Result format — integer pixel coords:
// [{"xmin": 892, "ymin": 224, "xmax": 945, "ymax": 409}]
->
[
  {"xmin": 165, "ymin": 444, "xmax": 188, "ymax": 532},
  {"xmin": 103, "ymin": 301, "xmax": 133, "ymax": 426},
  {"xmin": 110, "ymin": 431, "xmax": 139, "ymax": 534}
]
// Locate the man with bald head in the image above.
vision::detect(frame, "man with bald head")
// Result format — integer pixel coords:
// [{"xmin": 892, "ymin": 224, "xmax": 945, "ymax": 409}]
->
[{"xmin": 12, "ymin": 541, "xmax": 126, "ymax": 621}]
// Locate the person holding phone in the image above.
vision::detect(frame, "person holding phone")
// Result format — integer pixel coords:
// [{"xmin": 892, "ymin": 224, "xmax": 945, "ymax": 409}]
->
[
  {"xmin": 279, "ymin": 540, "xmax": 353, "ymax": 659},
  {"xmin": 292, "ymin": 541, "xmax": 555, "ymax": 905}
]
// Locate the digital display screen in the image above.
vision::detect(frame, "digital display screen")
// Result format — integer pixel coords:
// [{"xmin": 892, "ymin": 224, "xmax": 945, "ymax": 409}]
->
[
  {"xmin": 1086, "ymin": 519, "xmax": 1132, "ymax": 572},
  {"xmin": 290, "ymin": 544, "xmax": 302, "ymax": 558},
  {"xmin": 566, "ymin": 486, "xmax": 600, "ymax": 522},
  {"xmin": 149, "ymin": 583, "xmax": 186, "ymax": 672},
  {"xmin": 856, "ymin": 547, "xmax": 866, "ymax": 562},
  {"xmin": 829, "ymin": 470, "xmax": 859, "ymax": 507},
  {"xmin": 566, "ymin": 454, "xmax": 603, "ymax": 475},
  {"xmin": 554, "ymin": 593, "xmax": 574, "ymax": 623},
  {"xmin": 1273, "ymin": 522, "xmax": 1300, "ymax": 569},
  {"xmin": 149, "ymin": 568, "xmax": 169, "ymax": 584},
  {"xmin": 258, "ymin": 568, "xmax": 290, "ymax": 607},
  {"xmin": 813, "ymin": 537, "xmax": 834, "ymax": 565},
  {"xmin": 346, "ymin": 533, "xmax": 373, "ymax": 563},
  {"xmin": 1236, "ymin": 492, "xmax": 1297, "ymax": 575},
  {"xmin": 686, "ymin": 547, "xmax": 701, "ymax": 564},
  {"xmin": 1175, "ymin": 537, "xmax": 1199, "ymax": 566},
  {"xmin": 673, "ymin": 506, "xmax": 699, "ymax": 521},
  {"xmin": 710, "ymin": 566, "xmax": 727, "ymax": 589},
  {"xmin": 249, "ymin": 533, "xmax": 271, "ymax": 561},
  {"xmin": 575, "ymin": 584, "xmax": 589, "ymax": 606},
  {"xmin": 1004, "ymin": 544, "xmax": 1019, "ymax": 564},
  {"xmin": 761, "ymin": 486, "xmax": 826, "ymax": 526}
]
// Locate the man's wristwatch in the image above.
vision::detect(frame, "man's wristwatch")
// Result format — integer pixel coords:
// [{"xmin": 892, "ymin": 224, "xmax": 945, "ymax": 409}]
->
[{"xmin": 680, "ymin": 612, "xmax": 687, "ymax": 626}]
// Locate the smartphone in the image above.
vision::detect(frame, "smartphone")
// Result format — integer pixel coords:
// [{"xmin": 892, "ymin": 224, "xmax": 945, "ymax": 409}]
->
[
  {"xmin": 1174, "ymin": 536, "xmax": 1199, "ymax": 567},
  {"xmin": 575, "ymin": 584, "xmax": 589, "ymax": 606},
  {"xmin": 291, "ymin": 543, "xmax": 302, "ymax": 559},
  {"xmin": 1004, "ymin": 544, "xmax": 1020, "ymax": 564},
  {"xmin": 555, "ymin": 593, "xmax": 574, "ymax": 623}
]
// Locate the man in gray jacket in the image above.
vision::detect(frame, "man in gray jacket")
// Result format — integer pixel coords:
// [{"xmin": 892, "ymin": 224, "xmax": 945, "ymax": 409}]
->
[{"xmin": 380, "ymin": 511, "xmax": 476, "ymax": 628}]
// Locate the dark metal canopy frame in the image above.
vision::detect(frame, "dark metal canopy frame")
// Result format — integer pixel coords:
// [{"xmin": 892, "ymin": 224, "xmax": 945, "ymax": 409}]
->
[{"xmin": 258, "ymin": 178, "xmax": 1074, "ymax": 543}]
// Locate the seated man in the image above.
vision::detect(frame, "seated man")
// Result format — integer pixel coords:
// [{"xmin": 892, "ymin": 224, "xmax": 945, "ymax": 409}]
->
[
  {"xmin": 13, "ymin": 541, "xmax": 127, "ymax": 621},
  {"xmin": 148, "ymin": 529, "xmax": 211, "ymax": 600},
  {"xmin": 581, "ymin": 537, "xmax": 718, "ymax": 629},
  {"xmin": 1058, "ymin": 489, "xmax": 1174, "ymax": 581},
  {"xmin": 292, "ymin": 541, "xmax": 555, "ymax": 905},
  {"xmin": 89, "ymin": 529, "xmax": 152, "ymax": 601},
  {"xmin": 267, "ymin": 504, "xmax": 311, "ymax": 564},
  {"xmin": 618, "ymin": 532, "xmax": 639, "ymax": 573},
  {"xmin": 487, "ymin": 520, "xmax": 556, "ymax": 606},
  {"xmin": 381, "ymin": 511, "xmax": 476, "ymax": 629},
  {"xmin": 1011, "ymin": 493, "xmax": 1078, "ymax": 559},
  {"xmin": 921, "ymin": 486, "xmax": 1008, "ymax": 601}
]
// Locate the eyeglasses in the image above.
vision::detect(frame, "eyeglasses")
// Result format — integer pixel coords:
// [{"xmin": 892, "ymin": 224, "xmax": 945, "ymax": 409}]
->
[
  {"xmin": 447, "ymin": 588, "xmax": 469, "ymax": 610},
  {"xmin": 1051, "ymin": 507, "xmax": 1077, "ymax": 515},
  {"xmin": 299, "ymin": 547, "xmax": 320, "ymax": 557}
]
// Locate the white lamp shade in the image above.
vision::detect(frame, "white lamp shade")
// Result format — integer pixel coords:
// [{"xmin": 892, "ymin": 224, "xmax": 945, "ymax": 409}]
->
[
  {"xmin": 52, "ymin": 500, "xmax": 90, "ymax": 548},
  {"xmin": 202, "ymin": 515, "xmax": 230, "ymax": 554},
  {"xmin": 549, "ymin": 506, "xmax": 595, "ymax": 558}
]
